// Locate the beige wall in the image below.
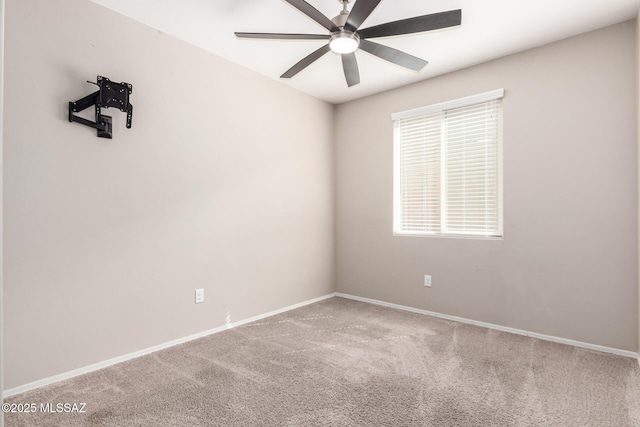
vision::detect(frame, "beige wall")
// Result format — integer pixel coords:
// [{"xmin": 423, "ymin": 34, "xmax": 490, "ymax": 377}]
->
[
  {"xmin": 3, "ymin": 0, "xmax": 335, "ymax": 389},
  {"xmin": 335, "ymin": 21, "xmax": 638, "ymax": 351},
  {"xmin": 637, "ymin": 12, "xmax": 640, "ymax": 361},
  {"xmin": 1, "ymin": 0, "xmax": 4, "ymax": 422}
]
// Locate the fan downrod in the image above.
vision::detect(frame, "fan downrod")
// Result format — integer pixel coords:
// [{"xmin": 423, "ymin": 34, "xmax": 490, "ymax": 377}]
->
[{"xmin": 332, "ymin": 0, "xmax": 353, "ymax": 28}]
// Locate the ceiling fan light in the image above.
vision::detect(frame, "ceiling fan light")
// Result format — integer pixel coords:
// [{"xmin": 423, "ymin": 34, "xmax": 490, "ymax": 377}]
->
[{"xmin": 329, "ymin": 31, "xmax": 360, "ymax": 54}]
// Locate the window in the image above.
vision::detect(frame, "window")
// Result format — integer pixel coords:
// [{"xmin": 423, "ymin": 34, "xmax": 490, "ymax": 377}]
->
[{"xmin": 392, "ymin": 89, "xmax": 503, "ymax": 238}]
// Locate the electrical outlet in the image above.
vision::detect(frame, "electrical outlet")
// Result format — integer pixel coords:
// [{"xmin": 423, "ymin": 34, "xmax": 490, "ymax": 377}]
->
[
  {"xmin": 424, "ymin": 275, "xmax": 432, "ymax": 287},
  {"xmin": 195, "ymin": 288, "xmax": 204, "ymax": 304}
]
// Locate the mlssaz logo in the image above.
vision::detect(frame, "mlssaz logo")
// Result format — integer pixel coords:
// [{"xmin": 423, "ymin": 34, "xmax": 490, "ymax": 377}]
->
[{"xmin": 39, "ymin": 403, "xmax": 87, "ymax": 413}]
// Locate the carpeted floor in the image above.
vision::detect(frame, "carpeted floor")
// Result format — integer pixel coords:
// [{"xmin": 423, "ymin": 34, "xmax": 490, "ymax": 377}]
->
[{"xmin": 5, "ymin": 296, "xmax": 640, "ymax": 426}]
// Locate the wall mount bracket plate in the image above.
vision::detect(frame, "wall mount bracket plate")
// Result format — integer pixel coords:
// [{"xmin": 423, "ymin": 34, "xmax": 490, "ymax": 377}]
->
[{"xmin": 68, "ymin": 75, "xmax": 133, "ymax": 139}]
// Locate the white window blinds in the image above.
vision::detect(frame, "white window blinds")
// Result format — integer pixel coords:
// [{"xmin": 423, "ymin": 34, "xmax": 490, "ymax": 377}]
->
[{"xmin": 393, "ymin": 90, "xmax": 503, "ymax": 237}]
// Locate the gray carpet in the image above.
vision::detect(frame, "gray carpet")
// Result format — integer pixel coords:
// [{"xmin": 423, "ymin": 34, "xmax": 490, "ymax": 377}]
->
[{"xmin": 5, "ymin": 297, "xmax": 640, "ymax": 426}]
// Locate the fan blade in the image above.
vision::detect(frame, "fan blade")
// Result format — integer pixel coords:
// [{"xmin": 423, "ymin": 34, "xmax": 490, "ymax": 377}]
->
[
  {"xmin": 359, "ymin": 39, "xmax": 428, "ymax": 71},
  {"xmin": 284, "ymin": 0, "xmax": 339, "ymax": 32},
  {"xmin": 281, "ymin": 44, "xmax": 331, "ymax": 79},
  {"xmin": 345, "ymin": 0, "xmax": 382, "ymax": 32},
  {"xmin": 341, "ymin": 53, "xmax": 360, "ymax": 87},
  {"xmin": 358, "ymin": 10, "xmax": 462, "ymax": 39},
  {"xmin": 235, "ymin": 32, "xmax": 328, "ymax": 40}
]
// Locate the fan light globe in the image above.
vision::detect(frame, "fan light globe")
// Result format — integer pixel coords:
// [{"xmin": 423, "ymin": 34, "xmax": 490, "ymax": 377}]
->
[{"xmin": 330, "ymin": 32, "xmax": 360, "ymax": 54}]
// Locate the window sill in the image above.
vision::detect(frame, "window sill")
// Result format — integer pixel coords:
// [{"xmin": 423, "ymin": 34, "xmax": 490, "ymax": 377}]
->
[{"xmin": 393, "ymin": 232, "xmax": 503, "ymax": 241}]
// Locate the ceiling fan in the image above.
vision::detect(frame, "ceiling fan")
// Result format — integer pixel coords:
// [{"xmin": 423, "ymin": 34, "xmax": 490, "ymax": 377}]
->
[{"xmin": 235, "ymin": 0, "xmax": 462, "ymax": 87}]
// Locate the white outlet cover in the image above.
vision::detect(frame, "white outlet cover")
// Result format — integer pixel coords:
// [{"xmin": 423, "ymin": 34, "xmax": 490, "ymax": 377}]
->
[
  {"xmin": 424, "ymin": 275, "xmax": 432, "ymax": 287},
  {"xmin": 195, "ymin": 288, "xmax": 204, "ymax": 304}
]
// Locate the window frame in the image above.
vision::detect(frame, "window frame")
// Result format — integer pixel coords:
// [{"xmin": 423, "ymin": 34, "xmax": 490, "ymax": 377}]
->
[{"xmin": 392, "ymin": 89, "xmax": 504, "ymax": 239}]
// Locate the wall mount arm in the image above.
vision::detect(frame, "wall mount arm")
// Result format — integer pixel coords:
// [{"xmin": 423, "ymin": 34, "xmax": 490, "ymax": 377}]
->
[{"xmin": 68, "ymin": 75, "xmax": 133, "ymax": 139}]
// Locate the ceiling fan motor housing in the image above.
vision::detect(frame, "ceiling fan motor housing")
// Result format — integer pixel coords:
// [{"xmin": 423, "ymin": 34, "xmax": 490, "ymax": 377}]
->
[
  {"xmin": 330, "ymin": 0, "xmax": 358, "ymax": 53},
  {"xmin": 332, "ymin": 3, "xmax": 351, "ymax": 28}
]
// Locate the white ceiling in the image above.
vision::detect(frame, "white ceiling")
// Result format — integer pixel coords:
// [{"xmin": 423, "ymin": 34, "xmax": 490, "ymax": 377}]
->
[{"xmin": 91, "ymin": 0, "xmax": 639, "ymax": 104}]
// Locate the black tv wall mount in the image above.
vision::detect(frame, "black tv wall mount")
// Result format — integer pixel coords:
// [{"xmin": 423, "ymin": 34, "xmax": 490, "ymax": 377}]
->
[{"xmin": 68, "ymin": 75, "xmax": 133, "ymax": 139}]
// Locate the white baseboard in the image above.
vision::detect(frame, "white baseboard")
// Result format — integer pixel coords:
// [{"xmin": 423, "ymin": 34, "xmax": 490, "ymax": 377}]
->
[
  {"xmin": 4, "ymin": 293, "xmax": 336, "ymax": 398},
  {"xmin": 6, "ymin": 291, "xmax": 635, "ymax": 397},
  {"xmin": 335, "ymin": 293, "xmax": 638, "ymax": 359}
]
